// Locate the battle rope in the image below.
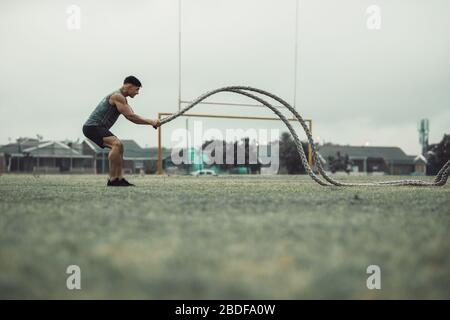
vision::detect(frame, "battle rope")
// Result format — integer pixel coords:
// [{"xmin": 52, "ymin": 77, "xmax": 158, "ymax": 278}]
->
[{"xmin": 160, "ymin": 86, "xmax": 449, "ymax": 187}]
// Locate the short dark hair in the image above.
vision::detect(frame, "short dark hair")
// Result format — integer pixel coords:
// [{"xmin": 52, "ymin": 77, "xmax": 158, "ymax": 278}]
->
[{"xmin": 124, "ymin": 75, "xmax": 142, "ymax": 87}]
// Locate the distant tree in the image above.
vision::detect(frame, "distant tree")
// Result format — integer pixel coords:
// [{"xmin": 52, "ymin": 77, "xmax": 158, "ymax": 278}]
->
[
  {"xmin": 328, "ymin": 152, "xmax": 352, "ymax": 174},
  {"xmin": 278, "ymin": 132, "xmax": 308, "ymax": 174},
  {"xmin": 201, "ymin": 138, "xmax": 261, "ymax": 173},
  {"xmin": 426, "ymin": 134, "xmax": 450, "ymax": 175}
]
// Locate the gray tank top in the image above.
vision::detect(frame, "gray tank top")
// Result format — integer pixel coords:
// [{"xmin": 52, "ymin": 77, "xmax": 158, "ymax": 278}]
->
[{"xmin": 84, "ymin": 90, "xmax": 123, "ymax": 129}]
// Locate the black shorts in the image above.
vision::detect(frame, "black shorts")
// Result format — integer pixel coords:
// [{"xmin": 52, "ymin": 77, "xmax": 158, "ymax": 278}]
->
[{"xmin": 82, "ymin": 125, "xmax": 115, "ymax": 148}]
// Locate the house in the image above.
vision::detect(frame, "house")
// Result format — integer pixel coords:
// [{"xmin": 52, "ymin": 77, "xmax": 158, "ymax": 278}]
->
[
  {"xmin": 0, "ymin": 138, "xmax": 94, "ymax": 173},
  {"xmin": 0, "ymin": 137, "xmax": 173, "ymax": 174},
  {"xmin": 318, "ymin": 144, "xmax": 427, "ymax": 175},
  {"xmin": 82, "ymin": 139, "xmax": 172, "ymax": 174}
]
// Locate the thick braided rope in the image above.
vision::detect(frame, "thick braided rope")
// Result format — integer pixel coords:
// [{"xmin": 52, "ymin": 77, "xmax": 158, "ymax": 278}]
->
[
  {"xmin": 225, "ymin": 86, "xmax": 449, "ymax": 187},
  {"xmin": 230, "ymin": 88, "xmax": 446, "ymax": 187},
  {"xmin": 159, "ymin": 86, "xmax": 449, "ymax": 187},
  {"xmin": 228, "ymin": 89, "xmax": 330, "ymax": 186},
  {"xmin": 231, "ymin": 87, "xmax": 350, "ymax": 186}
]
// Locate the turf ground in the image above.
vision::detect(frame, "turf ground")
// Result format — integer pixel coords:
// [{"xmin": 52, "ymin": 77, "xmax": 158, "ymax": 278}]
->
[{"xmin": 0, "ymin": 174, "xmax": 449, "ymax": 299}]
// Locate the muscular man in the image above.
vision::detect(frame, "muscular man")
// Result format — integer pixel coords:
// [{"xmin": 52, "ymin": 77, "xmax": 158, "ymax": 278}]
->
[{"xmin": 82, "ymin": 76, "xmax": 160, "ymax": 187}]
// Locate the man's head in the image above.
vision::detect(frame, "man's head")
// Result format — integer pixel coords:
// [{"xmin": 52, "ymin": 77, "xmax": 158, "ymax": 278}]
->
[{"xmin": 121, "ymin": 76, "xmax": 142, "ymax": 98}]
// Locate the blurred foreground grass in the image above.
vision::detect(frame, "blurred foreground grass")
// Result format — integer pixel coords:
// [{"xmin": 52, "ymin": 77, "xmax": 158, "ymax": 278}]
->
[{"xmin": 0, "ymin": 174, "xmax": 449, "ymax": 299}]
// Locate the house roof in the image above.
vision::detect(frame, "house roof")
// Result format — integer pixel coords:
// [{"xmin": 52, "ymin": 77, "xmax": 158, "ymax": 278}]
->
[
  {"xmin": 22, "ymin": 141, "xmax": 91, "ymax": 158},
  {"xmin": 1, "ymin": 138, "xmax": 173, "ymax": 160},
  {"xmin": 84, "ymin": 139, "xmax": 172, "ymax": 160},
  {"xmin": 318, "ymin": 144, "xmax": 423, "ymax": 165},
  {"xmin": 414, "ymin": 154, "xmax": 427, "ymax": 164},
  {"xmin": 0, "ymin": 139, "xmax": 41, "ymax": 154}
]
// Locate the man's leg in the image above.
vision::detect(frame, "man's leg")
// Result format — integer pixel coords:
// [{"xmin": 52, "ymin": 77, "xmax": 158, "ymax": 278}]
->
[{"xmin": 102, "ymin": 136, "xmax": 123, "ymax": 180}]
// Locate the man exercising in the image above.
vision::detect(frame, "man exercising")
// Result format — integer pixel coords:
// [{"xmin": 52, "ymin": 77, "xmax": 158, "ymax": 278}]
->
[{"xmin": 83, "ymin": 76, "xmax": 160, "ymax": 187}]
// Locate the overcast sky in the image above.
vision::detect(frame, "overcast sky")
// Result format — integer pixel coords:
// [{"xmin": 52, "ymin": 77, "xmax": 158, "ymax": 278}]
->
[{"xmin": 1, "ymin": 0, "xmax": 449, "ymax": 154}]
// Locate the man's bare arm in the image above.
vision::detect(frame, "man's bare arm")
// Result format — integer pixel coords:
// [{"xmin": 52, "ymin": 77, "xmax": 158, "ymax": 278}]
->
[{"xmin": 112, "ymin": 94, "xmax": 160, "ymax": 128}]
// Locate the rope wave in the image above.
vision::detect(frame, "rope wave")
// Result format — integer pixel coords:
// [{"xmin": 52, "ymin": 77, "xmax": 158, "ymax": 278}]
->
[{"xmin": 160, "ymin": 86, "xmax": 449, "ymax": 187}]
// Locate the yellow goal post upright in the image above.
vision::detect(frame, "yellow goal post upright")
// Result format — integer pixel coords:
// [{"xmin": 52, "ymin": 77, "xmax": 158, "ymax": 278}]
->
[{"xmin": 156, "ymin": 111, "xmax": 313, "ymax": 175}]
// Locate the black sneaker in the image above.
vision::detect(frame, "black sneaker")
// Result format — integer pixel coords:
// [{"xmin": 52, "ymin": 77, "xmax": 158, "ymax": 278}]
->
[
  {"xmin": 107, "ymin": 178, "xmax": 121, "ymax": 187},
  {"xmin": 118, "ymin": 178, "xmax": 135, "ymax": 187}
]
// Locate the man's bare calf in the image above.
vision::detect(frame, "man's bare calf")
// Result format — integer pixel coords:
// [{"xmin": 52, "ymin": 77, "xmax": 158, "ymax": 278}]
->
[{"xmin": 103, "ymin": 136, "xmax": 124, "ymax": 181}]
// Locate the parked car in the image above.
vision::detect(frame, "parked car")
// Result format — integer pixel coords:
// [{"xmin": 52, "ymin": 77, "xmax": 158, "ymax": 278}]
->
[{"xmin": 190, "ymin": 169, "xmax": 218, "ymax": 176}]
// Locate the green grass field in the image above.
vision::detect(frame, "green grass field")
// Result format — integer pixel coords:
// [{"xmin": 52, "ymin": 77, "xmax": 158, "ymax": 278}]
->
[{"xmin": 0, "ymin": 174, "xmax": 449, "ymax": 299}]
